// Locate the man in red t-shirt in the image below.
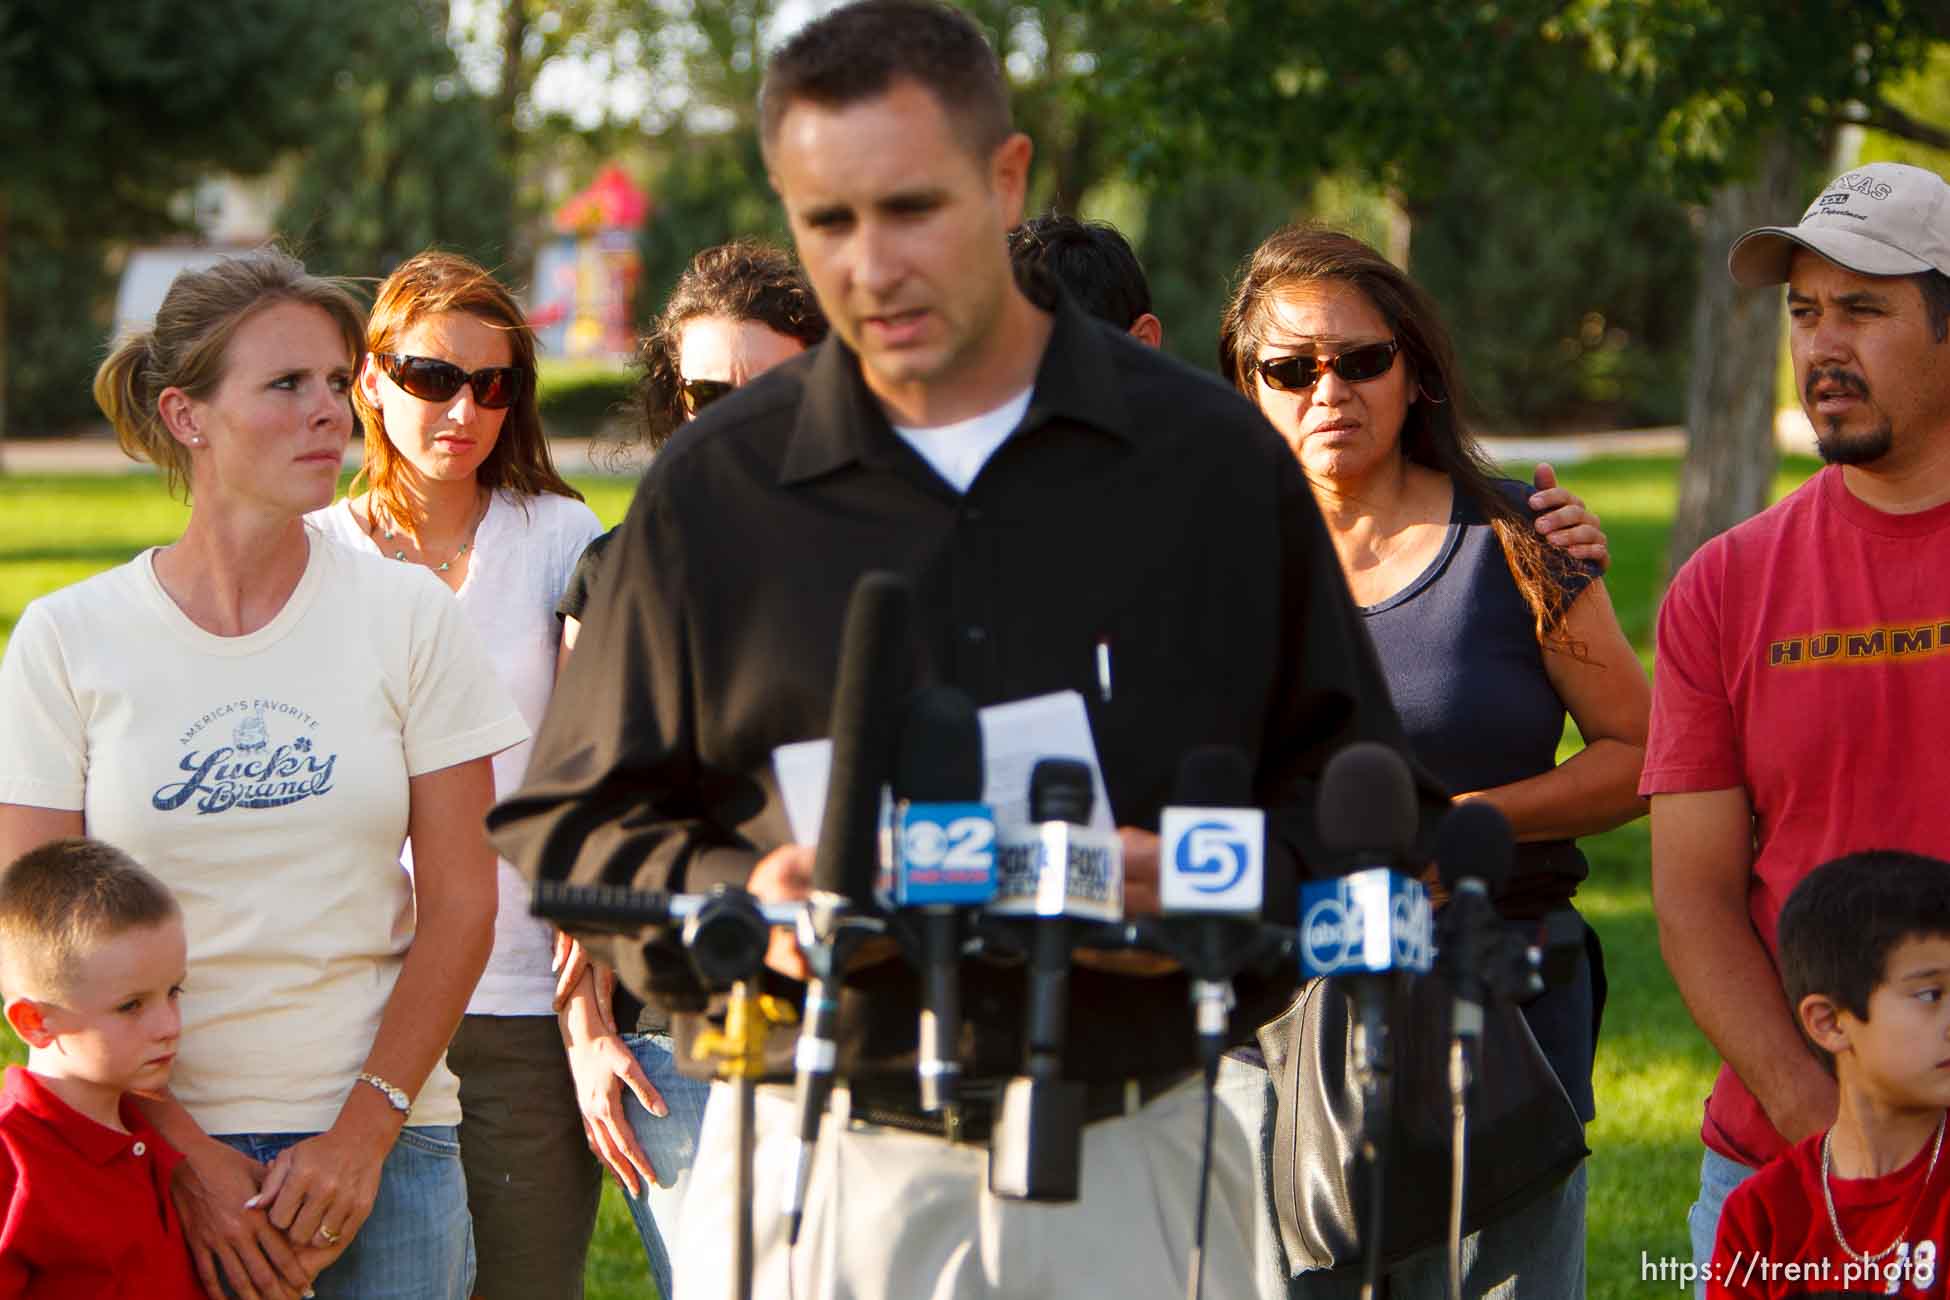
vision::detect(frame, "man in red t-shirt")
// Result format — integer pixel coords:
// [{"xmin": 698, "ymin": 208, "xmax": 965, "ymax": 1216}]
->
[
  {"xmin": 1644, "ymin": 159, "xmax": 1950, "ymax": 1289},
  {"xmin": 1708, "ymin": 852, "xmax": 1950, "ymax": 1299}
]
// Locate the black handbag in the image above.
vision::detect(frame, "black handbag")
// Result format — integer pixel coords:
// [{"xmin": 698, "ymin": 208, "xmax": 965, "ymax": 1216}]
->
[{"xmin": 1260, "ymin": 970, "xmax": 1589, "ymax": 1273}]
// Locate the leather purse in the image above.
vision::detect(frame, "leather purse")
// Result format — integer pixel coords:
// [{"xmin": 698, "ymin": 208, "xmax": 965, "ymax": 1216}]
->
[{"xmin": 1260, "ymin": 970, "xmax": 1589, "ymax": 1273}]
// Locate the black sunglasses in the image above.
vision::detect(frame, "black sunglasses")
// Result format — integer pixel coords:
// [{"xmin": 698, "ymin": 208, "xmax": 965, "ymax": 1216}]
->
[
  {"xmin": 376, "ymin": 353, "xmax": 529, "ymax": 410},
  {"xmin": 1255, "ymin": 340, "xmax": 1400, "ymax": 393},
  {"xmin": 679, "ymin": 378, "xmax": 736, "ymax": 418}
]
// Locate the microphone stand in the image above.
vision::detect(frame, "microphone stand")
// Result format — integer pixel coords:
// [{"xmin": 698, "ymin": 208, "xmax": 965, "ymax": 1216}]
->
[
  {"xmin": 1350, "ymin": 973, "xmax": 1399, "ymax": 1300},
  {"xmin": 782, "ymin": 896, "xmax": 882, "ymax": 1247},
  {"xmin": 530, "ymin": 882, "xmax": 797, "ymax": 1300},
  {"xmin": 694, "ymin": 980, "xmax": 798, "ymax": 1300},
  {"xmin": 1142, "ymin": 914, "xmax": 1262, "ymax": 1300}
]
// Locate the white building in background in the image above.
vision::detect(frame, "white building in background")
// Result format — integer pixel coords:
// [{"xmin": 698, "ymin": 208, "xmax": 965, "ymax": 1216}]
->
[{"xmin": 113, "ymin": 173, "xmax": 288, "ymax": 337}]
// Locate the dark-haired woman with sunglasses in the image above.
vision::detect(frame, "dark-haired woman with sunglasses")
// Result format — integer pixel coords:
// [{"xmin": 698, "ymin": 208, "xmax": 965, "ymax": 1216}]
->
[
  {"xmin": 558, "ymin": 239, "xmax": 828, "ymax": 648},
  {"xmin": 540, "ymin": 239, "xmax": 826, "ymax": 1297},
  {"xmin": 1219, "ymin": 225, "xmax": 1650, "ymax": 1296},
  {"xmin": 308, "ymin": 249, "xmax": 606, "ymax": 1300}
]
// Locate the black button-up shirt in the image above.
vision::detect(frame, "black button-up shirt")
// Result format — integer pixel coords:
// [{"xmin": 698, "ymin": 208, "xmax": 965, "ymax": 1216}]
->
[{"xmin": 490, "ymin": 294, "xmax": 1431, "ymax": 1081}]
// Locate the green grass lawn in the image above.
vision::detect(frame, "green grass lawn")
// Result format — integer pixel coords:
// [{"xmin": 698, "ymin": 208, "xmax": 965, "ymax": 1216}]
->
[{"xmin": 0, "ymin": 453, "xmax": 1824, "ymax": 1297}]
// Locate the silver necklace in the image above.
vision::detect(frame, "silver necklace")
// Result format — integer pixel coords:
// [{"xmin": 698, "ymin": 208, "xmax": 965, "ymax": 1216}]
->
[
  {"xmin": 374, "ymin": 495, "xmax": 483, "ymax": 574},
  {"xmin": 1821, "ymin": 1112, "xmax": 1945, "ymax": 1266}
]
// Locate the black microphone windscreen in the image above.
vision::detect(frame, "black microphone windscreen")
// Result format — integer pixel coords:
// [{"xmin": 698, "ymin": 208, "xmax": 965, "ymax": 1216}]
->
[
  {"xmin": 1316, "ymin": 741, "xmax": 1419, "ymax": 862},
  {"xmin": 1028, "ymin": 757, "xmax": 1094, "ymax": 826},
  {"xmin": 810, "ymin": 571, "xmax": 914, "ymax": 902},
  {"xmin": 1434, "ymin": 800, "xmax": 1516, "ymax": 895},
  {"xmin": 894, "ymin": 685, "xmax": 985, "ymax": 802},
  {"xmin": 1172, "ymin": 745, "xmax": 1253, "ymax": 807}
]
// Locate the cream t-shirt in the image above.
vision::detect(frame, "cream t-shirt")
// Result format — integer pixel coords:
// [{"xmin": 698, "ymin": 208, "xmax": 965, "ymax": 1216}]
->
[
  {"xmin": 0, "ymin": 539, "xmax": 529, "ymax": 1134},
  {"xmin": 308, "ymin": 491, "xmax": 604, "ymax": 1015}
]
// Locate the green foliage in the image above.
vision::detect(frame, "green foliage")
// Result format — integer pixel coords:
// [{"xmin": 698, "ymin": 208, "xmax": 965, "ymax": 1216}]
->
[
  {"xmin": 635, "ymin": 129, "xmax": 791, "ymax": 329},
  {"xmin": 0, "ymin": 1, "xmax": 357, "ymax": 242},
  {"xmin": 0, "ymin": 0, "xmax": 410, "ymax": 441},
  {"xmin": 1857, "ymin": 44, "xmax": 1950, "ymax": 176},
  {"xmin": 1409, "ymin": 144, "xmax": 1699, "ymax": 431},
  {"xmin": 1133, "ymin": 169, "xmax": 1309, "ymax": 374},
  {"xmin": 537, "ymin": 360, "xmax": 636, "ymax": 439},
  {"xmin": 276, "ymin": 4, "xmax": 513, "ymax": 280},
  {"xmin": 5, "ymin": 245, "xmax": 115, "ymax": 435},
  {"xmin": 1567, "ymin": 0, "xmax": 1937, "ymax": 197},
  {"xmin": 1082, "ymin": 0, "xmax": 1938, "ymax": 203}
]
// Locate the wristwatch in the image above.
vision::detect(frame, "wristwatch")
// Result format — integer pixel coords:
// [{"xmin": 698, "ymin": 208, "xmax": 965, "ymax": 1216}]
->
[{"xmin": 357, "ymin": 1071, "xmax": 413, "ymax": 1116}]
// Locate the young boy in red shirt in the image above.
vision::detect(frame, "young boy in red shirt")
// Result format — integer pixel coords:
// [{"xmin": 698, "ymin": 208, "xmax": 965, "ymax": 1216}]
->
[
  {"xmin": 0, "ymin": 837, "xmax": 204, "ymax": 1298},
  {"xmin": 1711, "ymin": 850, "xmax": 1950, "ymax": 1298}
]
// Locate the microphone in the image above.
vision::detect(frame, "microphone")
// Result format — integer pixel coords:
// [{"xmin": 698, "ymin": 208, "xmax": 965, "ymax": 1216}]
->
[
  {"xmin": 1434, "ymin": 801, "xmax": 1516, "ymax": 1049},
  {"xmin": 808, "ymin": 571, "xmax": 914, "ymax": 908},
  {"xmin": 1157, "ymin": 746, "xmax": 1264, "ymax": 1065},
  {"xmin": 1301, "ymin": 742, "xmax": 1433, "ymax": 980},
  {"xmin": 1155, "ymin": 746, "xmax": 1264, "ymax": 1300},
  {"xmin": 890, "ymin": 685, "xmax": 995, "ymax": 1127},
  {"xmin": 1432, "ymin": 798, "xmax": 1516, "ymax": 1300},
  {"xmin": 1307, "ymin": 741, "xmax": 1430, "ymax": 1300},
  {"xmin": 784, "ymin": 571, "xmax": 913, "ymax": 1247},
  {"xmin": 989, "ymin": 757, "xmax": 1119, "ymax": 1201}
]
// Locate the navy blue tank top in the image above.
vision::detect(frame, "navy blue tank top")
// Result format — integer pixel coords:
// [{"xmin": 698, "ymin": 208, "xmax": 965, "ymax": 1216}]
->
[{"xmin": 1362, "ymin": 478, "xmax": 1597, "ymax": 915}]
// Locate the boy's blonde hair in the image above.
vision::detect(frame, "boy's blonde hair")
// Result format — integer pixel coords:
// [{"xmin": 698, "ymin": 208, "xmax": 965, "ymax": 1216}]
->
[{"xmin": 0, "ymin": 839, "xmax": 179, "ymax": 1001}]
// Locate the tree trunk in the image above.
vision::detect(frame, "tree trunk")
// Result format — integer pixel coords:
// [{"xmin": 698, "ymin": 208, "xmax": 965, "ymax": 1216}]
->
[
  {"xmin": 0, "ymin": 191, "xmax": 10, "ymax": 474},
  {"xmin": 1667, "ymin": 130, "xmax": 1804, "ymax": 577},
  {"xmin": 498, "ymin": 0, "xmax": 527, "ymax": 259}
]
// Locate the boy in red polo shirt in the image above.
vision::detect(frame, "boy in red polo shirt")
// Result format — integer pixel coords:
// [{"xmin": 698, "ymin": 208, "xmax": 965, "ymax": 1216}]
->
[
  {"xmin": 1710, "ymin": 851, "xmax": 1950, "ymax": 1298},
  {"xmin": 0, "ymin": 837, "xmax": 203, "ymax": 1298}
]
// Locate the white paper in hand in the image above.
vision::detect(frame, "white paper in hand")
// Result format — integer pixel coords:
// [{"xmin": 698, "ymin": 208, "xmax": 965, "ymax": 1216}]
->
[{"xmin": 773, "ymin": 689, "xmax": 1116, "ymax": 842}]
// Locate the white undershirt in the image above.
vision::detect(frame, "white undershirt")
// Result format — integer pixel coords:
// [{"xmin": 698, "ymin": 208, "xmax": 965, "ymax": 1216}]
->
[{"xmin": 890, "ymin": 386, "xmax": 1034, "ymax": 494}]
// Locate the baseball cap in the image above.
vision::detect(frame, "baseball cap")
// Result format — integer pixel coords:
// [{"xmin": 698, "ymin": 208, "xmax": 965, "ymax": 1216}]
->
[{"xmin": 1728, "ymin": 162, "xmax": 1950, "ymax": 287}]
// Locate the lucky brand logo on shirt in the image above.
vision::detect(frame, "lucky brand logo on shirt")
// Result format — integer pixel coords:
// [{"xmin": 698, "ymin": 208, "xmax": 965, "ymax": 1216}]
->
[{"xmin": 152, "ymin": 700, "xmax": 337, "ymax": 815}]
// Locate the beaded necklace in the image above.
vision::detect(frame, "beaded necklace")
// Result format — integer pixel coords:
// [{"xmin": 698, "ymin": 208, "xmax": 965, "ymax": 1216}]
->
[{"xmin": 369, "ymin": 491, "xmax": 486, "ymax": 574}]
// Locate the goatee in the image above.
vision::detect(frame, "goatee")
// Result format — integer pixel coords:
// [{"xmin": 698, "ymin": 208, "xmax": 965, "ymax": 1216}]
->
[{"xmin": 1814, "ymin": 419, "xmax": 1893, "ymax": 466}]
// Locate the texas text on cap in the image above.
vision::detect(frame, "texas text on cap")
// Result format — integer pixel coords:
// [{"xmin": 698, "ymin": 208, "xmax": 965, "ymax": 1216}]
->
[{"xmin": 1728, "ymin": 161, "xmax": 1950, "ymax": 287}]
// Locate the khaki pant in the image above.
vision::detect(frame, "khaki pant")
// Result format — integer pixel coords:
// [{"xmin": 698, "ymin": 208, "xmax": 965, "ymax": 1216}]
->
[{"xmin": 677, "ymin": 1072, "xmax": 1264, "ymax": 1300}]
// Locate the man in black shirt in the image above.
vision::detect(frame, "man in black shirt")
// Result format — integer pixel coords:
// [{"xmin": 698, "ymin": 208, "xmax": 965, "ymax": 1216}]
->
[{"xmin": 489, "ymin": 1, "xmax": 1428, "ymax": 1293}]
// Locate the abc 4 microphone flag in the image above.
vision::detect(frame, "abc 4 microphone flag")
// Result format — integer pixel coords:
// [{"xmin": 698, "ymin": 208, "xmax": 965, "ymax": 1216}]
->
[{"xmin": 1299, "ymin": 871, "xmax": 1436, "ymax": 977}]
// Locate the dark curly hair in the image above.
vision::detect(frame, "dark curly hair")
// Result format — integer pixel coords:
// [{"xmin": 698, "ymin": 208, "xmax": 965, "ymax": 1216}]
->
[
  {"xmin": 627, "ymin": 240, "xmax": 828, "ymax": 456},
  {"xmin": 1219, "ymin": 223, "xmax": 1587, "ymax": 659}
]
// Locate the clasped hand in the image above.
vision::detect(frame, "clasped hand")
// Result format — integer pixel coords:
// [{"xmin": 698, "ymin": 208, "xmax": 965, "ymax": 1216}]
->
[{"xmin": 174, "ymin": 1136, "xmax": 351, "ymax": 1300}]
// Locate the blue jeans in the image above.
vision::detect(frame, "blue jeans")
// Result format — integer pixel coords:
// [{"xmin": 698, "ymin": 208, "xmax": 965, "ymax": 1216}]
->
[
  {"xmin": 618, "ymin": 1032, "xmax": 713, "ymax": 1298},
  {"xmin": 216, "ymin": 1126, "xmax": 474, "ymax": 1299},
  {"xmin": 1688, "ymin": 1147, "xmax": 1756, "ymax": 1299}
]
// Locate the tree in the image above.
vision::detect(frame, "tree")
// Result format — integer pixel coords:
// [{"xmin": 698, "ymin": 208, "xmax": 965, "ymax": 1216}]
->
[
  {"xmin": 1079, "ymin": 0, "xmax": 1945, "ymax": 571},
  {"xmin": 277, "ymin": 6, "xmax": 512, "ymax": 280},
  {"xmin": 0, "ymin": 0, "xmax": 428, "ymax": 461}
]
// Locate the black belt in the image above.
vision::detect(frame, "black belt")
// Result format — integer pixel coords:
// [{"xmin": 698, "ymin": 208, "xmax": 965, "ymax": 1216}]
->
[{"xmin": 843, "ymin": 1071, "xmax": 1196, "ymax": 1145}]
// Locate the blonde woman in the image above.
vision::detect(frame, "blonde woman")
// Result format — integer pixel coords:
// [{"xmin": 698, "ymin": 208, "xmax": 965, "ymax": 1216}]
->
[{"xmin": 0, "ymin": 249, "xmax": 522, "ymax": 1299}]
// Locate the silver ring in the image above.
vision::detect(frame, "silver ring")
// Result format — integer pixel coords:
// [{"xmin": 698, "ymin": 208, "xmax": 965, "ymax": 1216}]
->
[{"xmin": 317, "ymin": 1226, "xmax": 341, "ymax": 1245}]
